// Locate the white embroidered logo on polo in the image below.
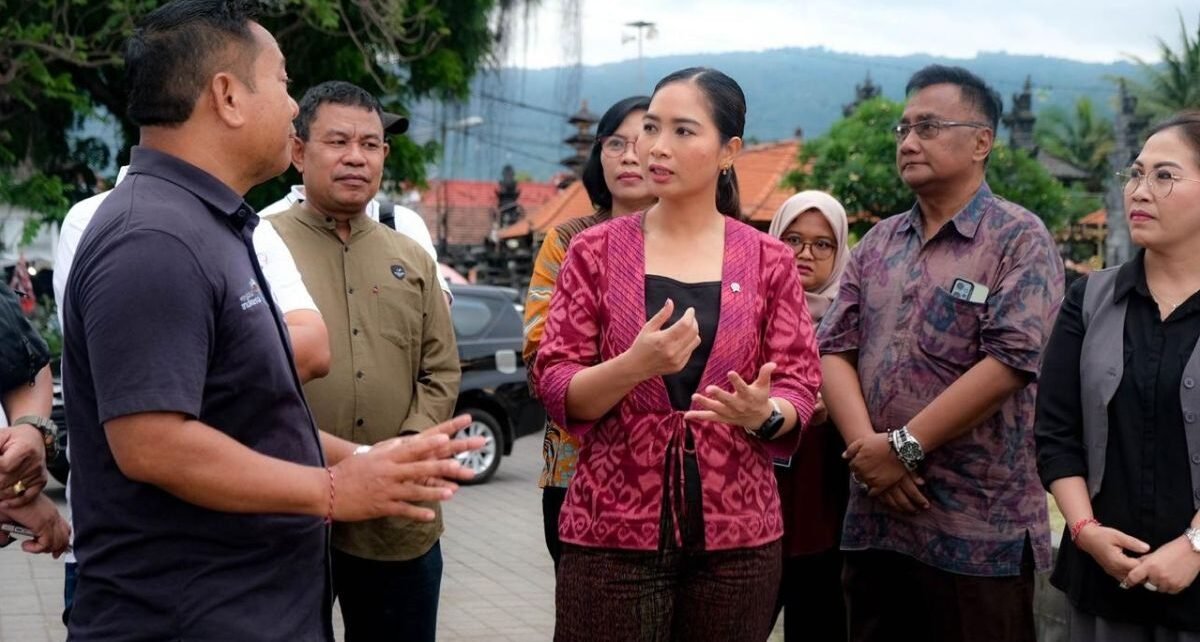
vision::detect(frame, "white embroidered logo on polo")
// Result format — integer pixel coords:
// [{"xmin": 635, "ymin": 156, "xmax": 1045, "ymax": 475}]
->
[{"xmin": 240, "ymin": 279, "xmax": 266, "ymax": 311}]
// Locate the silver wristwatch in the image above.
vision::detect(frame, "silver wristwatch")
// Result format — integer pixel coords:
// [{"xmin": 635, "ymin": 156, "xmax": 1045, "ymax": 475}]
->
[
  {"xmin": 889, "ymin": 426, "xmax": 925, "ymax": 471},
  {"xmin": 1185, "ymin": 527, "xmax": 1200, "ymax": 553}
]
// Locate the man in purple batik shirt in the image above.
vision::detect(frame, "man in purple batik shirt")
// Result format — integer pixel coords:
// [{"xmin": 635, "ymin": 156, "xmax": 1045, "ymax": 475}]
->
[{"xmin": 819, "ymin": 65, "xmax": 1064, "ymax": 642}]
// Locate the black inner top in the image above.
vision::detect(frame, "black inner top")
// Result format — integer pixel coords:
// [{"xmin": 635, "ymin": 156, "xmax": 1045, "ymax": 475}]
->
[
  {"xmin": 645, "ymin": 274, "xmax": 721, "ymax": 551},
  {"xmin": 644, "ymin": 275, "xmax": 722, "ymax": 411}
]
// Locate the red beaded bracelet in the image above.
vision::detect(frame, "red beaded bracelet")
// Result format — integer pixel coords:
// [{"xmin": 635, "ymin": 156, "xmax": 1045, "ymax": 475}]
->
[
  {"xmin": 1070, "ymin": 517, "xmax": 1100, "ymax": 542},
  {"xmin": 325, "ymin": 467, "xmax": 335, "ymax": 525}
]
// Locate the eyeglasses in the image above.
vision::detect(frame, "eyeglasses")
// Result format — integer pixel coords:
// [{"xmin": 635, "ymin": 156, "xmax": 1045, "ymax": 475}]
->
[
  {"xmin": 781, "ymin": 235, "xmax": 837, "ymax": 260},
  {"xmin": 892, "ymin": 120, "xmax": 990, "ymax": 143},
  {"xmin": 598, "ymin": 135, "xmax": 636, "ymax": 158},
  {"xmin": 1117, "ymin": 167, "xmax": 1200, "ymax": 199}
]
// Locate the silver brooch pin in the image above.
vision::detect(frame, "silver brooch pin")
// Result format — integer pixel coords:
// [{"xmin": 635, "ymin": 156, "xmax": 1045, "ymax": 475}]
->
[{"xmin": 731, "ymin": 282, "xmax": 741, "ymax": 293}]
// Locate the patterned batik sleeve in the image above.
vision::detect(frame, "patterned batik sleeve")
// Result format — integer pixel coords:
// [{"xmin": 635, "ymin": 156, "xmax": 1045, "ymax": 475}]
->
[
  {"xmin": 532, "ymin": 234, "xmax": 604, "ymax": 437},
  {"xmin": 523, "ymin": 228, "xmax": 566, "ymax": 393},
  {"xmin": 817, "ymin": 242, "xmax": 865, "ymax": 355},
  {"xmin": 980, "ymin": 222, "xmax": 1065, "ymax": 378},
  {"xmin": 761, "ymin": 242, "xmax": 822, "ymax": 460}
]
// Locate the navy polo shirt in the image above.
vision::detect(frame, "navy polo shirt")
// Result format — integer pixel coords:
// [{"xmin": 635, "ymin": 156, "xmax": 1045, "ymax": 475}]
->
[{"xmin": 63, "ymin": 147, "xmax": 331, "ymax": 641}]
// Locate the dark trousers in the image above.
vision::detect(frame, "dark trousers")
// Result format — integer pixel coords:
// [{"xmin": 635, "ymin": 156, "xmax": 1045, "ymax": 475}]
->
[
  {"xmin": 554, "ymin": 540, "xmax": 782, "ymax": 642},
  {"xmin": 331, "ymin": 542, "xmax": 443, "ymax": 642},
  {"xmin": 543, "ymin": 486, "xmax": 568, "ymax": 569},
  {"xmin": 843, "ymin": 545, "xmax": 1036, "ymax": 642},
  {"xmin": 772, "ymin": 549, "xmax": 847, "ymax": 642}
]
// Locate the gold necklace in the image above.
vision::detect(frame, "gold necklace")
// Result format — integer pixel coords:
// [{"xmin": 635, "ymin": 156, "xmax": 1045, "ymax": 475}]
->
[{"xmin": 1147, "ymin": 286, "xmax": 1182, "ymax": 312}]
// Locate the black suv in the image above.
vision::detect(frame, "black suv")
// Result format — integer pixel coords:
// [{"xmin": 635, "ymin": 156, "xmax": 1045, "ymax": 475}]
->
[
  {"xmin": 447, "ymin": 284, "xmax": 544, "ymax": 483},
  {"xmin": 47, "ymin": 283, "xmax": 544, "ymax": 486}
]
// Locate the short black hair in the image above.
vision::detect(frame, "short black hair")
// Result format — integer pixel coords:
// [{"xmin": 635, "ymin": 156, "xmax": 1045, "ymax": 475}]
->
[
  {"xmin": 905, "ymin": 64, "xmax": 1003, "ymax": 131},
  {"xmin": 580, "ymin": 95, "xmax": 651, "ymax": 214},
  {"xmin": 125, "ymin": 0, "xmax": 262, "ymax": 127},
  {"xmin": 294, "ymin": 81, "xmax": 384, "ymax": 141}
]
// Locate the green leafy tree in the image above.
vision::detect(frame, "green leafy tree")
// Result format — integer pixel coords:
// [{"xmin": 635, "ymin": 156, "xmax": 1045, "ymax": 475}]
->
[
  {"xmin": 1, "ymin": 0, "xmax": 531, "ymax": 243},
  {"xmin": 1034, "ymin": 97, "xmax": 1115, "ymax": 192},
  {"xmin": 1127, "ymin": 11, "xmax": 1200, "ymax": 118},
  {"xmin": 786, "ymin": 97, "xmax": 1093, "ymax": 234}
]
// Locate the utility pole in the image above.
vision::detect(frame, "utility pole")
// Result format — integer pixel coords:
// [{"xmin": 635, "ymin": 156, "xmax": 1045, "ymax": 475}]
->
[
  {"xmin": 623, "ymin": 20, "xmax": 657, "ymax": 89},
  {"xmin": 437, "ymin": 115, "xmax": 483, "ymax": 254}
]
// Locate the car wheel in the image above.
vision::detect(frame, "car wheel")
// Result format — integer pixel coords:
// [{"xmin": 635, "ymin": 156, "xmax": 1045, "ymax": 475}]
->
[{"xmin": 454, "ymin": 408, "xmax": 503, "ymax": 484}]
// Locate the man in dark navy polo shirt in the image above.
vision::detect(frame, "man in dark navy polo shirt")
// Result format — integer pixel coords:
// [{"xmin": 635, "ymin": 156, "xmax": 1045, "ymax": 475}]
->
[{"xmin": 61, "ymin": 2, "xmax": 481, "ymax": 640}]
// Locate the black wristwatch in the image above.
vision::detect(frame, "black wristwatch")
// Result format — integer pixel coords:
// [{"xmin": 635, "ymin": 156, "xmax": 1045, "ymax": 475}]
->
[
  {"xmin": 12, "ymin": 415, "xmax": 58, "ymax": 461},
  {"xmin": 750, "ymin": 399, "xmax": 785, "ymax": 441}
]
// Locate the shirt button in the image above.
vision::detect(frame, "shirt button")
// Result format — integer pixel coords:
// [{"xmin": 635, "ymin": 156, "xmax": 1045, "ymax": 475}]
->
[
  {"xmin": 1188, "ymin": 412, "xmax": 1197, "ymax": 424},
  {"xmin": 356, "ymin": 370, "xmax": 364, "ymax": 379},
  {"xmin": 348, "ymin": 287, "xmax": 354, "ymax": 294},
  {"xmin": 344, "ymin": 247, "xmax": 349, "ymax": 253},
  {"xmin": 352, "ymin": 328, "xmax": 359, "ymax": 336},
  {"xmin": 325, "ymin": 217, "xmax": 333, "ymax": 224},
  {"xmin": 1192, "ymin": 453, "xmax": 1200, "ymax": 465},
  {"xmin": 1187, "ymin": 377, "xmax": 1196, "ymax": 389},
  {"xmin": 356, "ymin": 418, "xmax": 364, "ymax": 427}
]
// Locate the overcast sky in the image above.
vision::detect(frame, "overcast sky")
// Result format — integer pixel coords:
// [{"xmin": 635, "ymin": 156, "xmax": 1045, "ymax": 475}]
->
[{"xmin": 500, "ymin": 0, "xmax": 1192, "ymax": 69}]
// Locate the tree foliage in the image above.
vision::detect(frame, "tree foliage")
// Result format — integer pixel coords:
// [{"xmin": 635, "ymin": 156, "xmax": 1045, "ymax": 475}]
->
[
  {"xmin": 1034, "ymin": 97, "xmax": 1115, "ymax": 193},
  {"xmin": 1127, "ymin": 11, "xmax": 1200, "ymax": 118},
  {"xmin": 1, "ymin": 0, "xmax": 532, "ymax": 240},
  {"xmin": 785, "ymin": 97, "xmax": 1094, "ymax": 234}
]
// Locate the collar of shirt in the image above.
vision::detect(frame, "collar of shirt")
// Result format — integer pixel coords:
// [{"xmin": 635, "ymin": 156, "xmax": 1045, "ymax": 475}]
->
[
  {"xmin": 126, "ymin": 146, "xmax": 257, "ymax": 231},
  {"xmin": 897, "ymin": 181, "xmax": 993, "ymax": 242},
  {"xmin": 287, "ymin": 184, "xmax": 380, "ymax": 220},
  {"xmin": 1116, "ymin": 249, "xmax": 1200, "ymax": 318},
  {"xmin": 293, "ymin": 202, "xmax": 376, "ymax": 241}
]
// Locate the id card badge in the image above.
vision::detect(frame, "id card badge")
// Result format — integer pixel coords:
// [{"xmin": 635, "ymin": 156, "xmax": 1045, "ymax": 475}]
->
[{"xmin": 950, "ymin": 278, "xmax": 990, "ymax": 304}]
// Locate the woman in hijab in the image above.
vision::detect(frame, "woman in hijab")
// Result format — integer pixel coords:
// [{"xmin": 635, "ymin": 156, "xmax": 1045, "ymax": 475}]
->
[{"xmin": 768, "ymin": 190, "xmax": 852, "ymax": 642}]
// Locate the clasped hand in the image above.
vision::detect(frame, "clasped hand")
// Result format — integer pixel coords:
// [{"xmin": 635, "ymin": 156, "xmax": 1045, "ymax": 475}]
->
[
  {"xmin": 0, "ymin": 424, "xmax": 49, "ymax": 508},
  {"xmin": 843, "ymin": 432, "xmax": 928, "ymax": 514}
]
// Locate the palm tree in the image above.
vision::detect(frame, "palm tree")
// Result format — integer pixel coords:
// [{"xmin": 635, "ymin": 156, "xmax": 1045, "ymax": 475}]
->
[
  {"xmin": 1035, "ymin": 97, "xmax": 1116, "ymax": 193},
  {"xmin": 1128, "ymin": 12, "xmax": 1200, "ymax": 117}
]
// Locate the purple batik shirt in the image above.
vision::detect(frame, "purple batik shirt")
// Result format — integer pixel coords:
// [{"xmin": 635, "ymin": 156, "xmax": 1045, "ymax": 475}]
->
[{"xmin": 819, "ymin": 183, "xmax": 1062, "ymax": 576}]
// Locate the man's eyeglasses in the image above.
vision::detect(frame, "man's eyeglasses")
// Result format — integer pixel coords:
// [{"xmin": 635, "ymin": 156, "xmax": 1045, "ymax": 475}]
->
[
  {"xmin": 781, "ymin": 235, "xmax": 837, "ymax": 260},
  {"xmin": 598, "ymin": 135, "xmax": 636, "ymax": 158},
  {"xmin": 892, "ymin": 120, "xmax": 990, "ymax": 143},
  {"xmin": 1116, "ymin": 167, "xmax": 1200, "ymax": 200}
]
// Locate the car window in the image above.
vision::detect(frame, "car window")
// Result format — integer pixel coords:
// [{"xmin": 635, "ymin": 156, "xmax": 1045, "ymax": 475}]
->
[{"xmin": 451, "ymin": 296, "xmax": 494, "ymax": 338}]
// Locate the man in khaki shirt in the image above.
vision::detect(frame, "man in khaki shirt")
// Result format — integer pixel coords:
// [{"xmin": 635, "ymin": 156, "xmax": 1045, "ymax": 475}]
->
[{"xmin": 268, "ymin": 80, "xmax": 460, "ymax": 642}]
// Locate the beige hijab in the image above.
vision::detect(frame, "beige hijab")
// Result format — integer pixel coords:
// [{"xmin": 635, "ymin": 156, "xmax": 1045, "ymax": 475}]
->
[{"xmin": 768, "ymin": 190, "xmax": 851, "ymax": 319}]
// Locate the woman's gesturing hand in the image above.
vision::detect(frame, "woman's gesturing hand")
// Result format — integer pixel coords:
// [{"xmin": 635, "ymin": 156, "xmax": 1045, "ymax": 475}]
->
[
  {"xmin": 625, "ymin": 298, "xmax": 702, "ymax": 380},
  {"xmin": 685, "ymin": 362, "xmax": 776, "ymax": 430}
]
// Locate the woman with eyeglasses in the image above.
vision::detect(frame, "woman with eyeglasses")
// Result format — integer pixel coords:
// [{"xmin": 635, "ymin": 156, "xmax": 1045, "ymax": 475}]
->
[
  {"xmin": 1036, "ymin": 111, "xmax": 1200, "ymax": 641},
  {"xmin": 767, "ymin": 191, "xmax": 851, "ymax": 642},
  {"xmin": 524, "ymin": 95, "xmax": 655, "ymax": 569},
  {"xmin": 535, "ymin": 68, "xmax": 821, "ymax": 641}
]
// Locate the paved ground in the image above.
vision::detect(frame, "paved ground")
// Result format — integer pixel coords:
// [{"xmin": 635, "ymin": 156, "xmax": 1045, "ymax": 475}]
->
[{"xmin": 0, "ymin": 434, "xmax": 788, "ymax": 641}]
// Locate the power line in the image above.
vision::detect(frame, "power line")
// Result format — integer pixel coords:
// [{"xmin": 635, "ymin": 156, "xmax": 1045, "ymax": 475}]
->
[
  {"xmin": 476, "ymin": 91, "xmax": 572, "ymax": 119},
  {"xmin": 462, "ymin": 130, "xmax": 563, "ymax": 166}
]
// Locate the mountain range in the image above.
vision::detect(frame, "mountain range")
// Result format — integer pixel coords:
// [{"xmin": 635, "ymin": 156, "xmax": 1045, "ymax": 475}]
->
[{"xmin": 417, "ymin": 46, "xmax": 1142, "ymax": 182}]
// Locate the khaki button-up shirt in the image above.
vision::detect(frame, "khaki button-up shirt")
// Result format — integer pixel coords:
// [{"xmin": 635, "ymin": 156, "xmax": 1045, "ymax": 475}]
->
[{"xmin": 269, "ymin": 205, "xmax": 460, "ymax": 561}]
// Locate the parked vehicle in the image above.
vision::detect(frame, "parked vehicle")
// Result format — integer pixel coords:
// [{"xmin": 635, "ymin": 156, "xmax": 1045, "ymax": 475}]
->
[
  {"xmin": 46, "ymin": 284, "xmax": 544, "ymax": 486},
  {"xmin": 448, "ymin": 284, "xmax": 544, "ymax": 483}
]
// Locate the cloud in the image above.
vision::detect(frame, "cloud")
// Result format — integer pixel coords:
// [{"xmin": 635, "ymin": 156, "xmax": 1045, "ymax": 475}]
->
[{"xmin": 502, "ymin": 0, "xmax": 1189, "ymax": 69}]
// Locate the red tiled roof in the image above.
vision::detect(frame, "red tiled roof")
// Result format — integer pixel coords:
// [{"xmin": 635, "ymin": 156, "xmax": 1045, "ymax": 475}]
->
[
  {"xmin": 1078, "ymin": 209, "xmax": 1107, "ymax": 226},
  {"xmin": 498, "ymin": 139, "xmax": 803, "ymax": 238},
  {"xmin": 414, "ymin": 179, "xmax": 561, "ymax": 246}
]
